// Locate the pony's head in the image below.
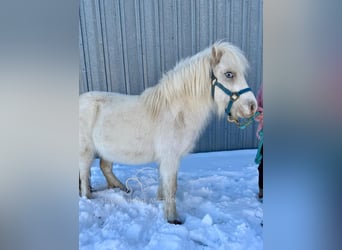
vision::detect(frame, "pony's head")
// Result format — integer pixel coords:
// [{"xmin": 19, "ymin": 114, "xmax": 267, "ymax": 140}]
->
[{"xmin": 210, "ymin": 42, "xmax": 257, "ymax": 123}]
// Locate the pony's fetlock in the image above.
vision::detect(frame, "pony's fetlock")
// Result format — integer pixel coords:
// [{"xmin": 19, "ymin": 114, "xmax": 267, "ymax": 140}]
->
[{"xmin": 108, "ymin": 179, "xmax": 127, "ymax": 191}]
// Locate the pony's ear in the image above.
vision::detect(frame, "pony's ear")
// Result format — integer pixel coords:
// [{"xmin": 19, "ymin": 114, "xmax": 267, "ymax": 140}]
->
[{"xmin": 211, "ymin": 46, "xmax": 223, "ymax": 66}]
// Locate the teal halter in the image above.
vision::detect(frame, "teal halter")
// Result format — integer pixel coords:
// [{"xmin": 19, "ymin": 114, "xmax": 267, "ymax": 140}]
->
[
  {"xmin": 211, "ymin": 72, "xmax": 252, "ymax": 116},
  {"xmin": 211, "ymin": 72, "xmax": 259, "ymax": 129}
]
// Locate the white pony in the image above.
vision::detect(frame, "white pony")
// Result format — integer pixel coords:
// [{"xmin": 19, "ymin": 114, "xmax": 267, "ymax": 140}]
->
[{"xmin": 79, "ymin": 42, "xmax": 257, "ymax": 224}]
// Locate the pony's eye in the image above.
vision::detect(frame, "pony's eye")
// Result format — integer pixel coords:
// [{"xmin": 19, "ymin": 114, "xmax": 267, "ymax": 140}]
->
[{"xmin": 224, "ymin": 72, "xmax": 234, "ymax": 78}]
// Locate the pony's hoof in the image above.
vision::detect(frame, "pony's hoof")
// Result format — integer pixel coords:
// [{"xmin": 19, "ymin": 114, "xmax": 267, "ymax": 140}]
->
[
  {"xmin": 168, "ymin": 219, "xmax": 183, "ymax": 225},
  {"xmin": 108, "ymin": 184, "xmax": 129, "ymax": 193},
  {"xmin": 258, "ymin": 188, "xmax": 263, "ymax": 199},
  {"xmin": 80, "ymin": 192, "xmax": 92, "ymax": 199}
]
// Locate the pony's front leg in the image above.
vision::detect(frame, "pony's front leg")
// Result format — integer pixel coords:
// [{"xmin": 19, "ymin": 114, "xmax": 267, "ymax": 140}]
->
[
  {"xmin": 157, "ymin": 183, "xmax": 164, "ymax": 200},
  {"xmin": 159, "ymin": 158, "xmax": 182, "ymax": 224},
  {"xmin": 157, "ymin": 166, "xmax": 164, "ymax": 200}
]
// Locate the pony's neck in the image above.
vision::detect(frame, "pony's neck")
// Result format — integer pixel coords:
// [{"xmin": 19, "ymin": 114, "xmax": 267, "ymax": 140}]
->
[
  {"xmin": 142, "ymin": 49, "xmax": 215, "ymax": 120},
  {"xmin": 164, "ymin": 50, "xmax": 215, "ymax": 129},
  {"xmin": 164, "ymin": 49, "xmax": 213, "ymax": 102}
]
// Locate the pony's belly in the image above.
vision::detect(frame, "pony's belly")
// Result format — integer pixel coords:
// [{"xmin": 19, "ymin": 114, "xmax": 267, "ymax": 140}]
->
[
  {"xmin": 93, "ymin": 128, "xmax": 155, "ymax": 165},
  {"xmin": 98, "ymin": 145, "xmax": 154, "ymax": 165}
]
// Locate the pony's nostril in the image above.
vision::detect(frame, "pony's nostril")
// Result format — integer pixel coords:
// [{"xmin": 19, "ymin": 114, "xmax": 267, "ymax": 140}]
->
[{"xmin": 250, "ymin": 102, "xmax": 256, "ymax": 113}]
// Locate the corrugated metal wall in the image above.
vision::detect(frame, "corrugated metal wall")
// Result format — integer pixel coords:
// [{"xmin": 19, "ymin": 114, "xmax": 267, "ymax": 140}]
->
[{"xmin": 79, "ymin": 0, "xmax": 263, "ymax": 152}]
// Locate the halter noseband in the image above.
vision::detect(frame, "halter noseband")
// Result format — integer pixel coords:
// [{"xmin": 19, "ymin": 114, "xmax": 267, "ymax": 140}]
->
[{"xmin": 210, "ymin": 71, "xmax": 252, "ymax": 116}]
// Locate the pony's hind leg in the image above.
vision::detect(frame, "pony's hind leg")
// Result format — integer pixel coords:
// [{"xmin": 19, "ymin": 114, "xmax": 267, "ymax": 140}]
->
[
  {"xmin": 99, "ymin": 158, "xmax": 128, "ymax": 192},
  {"xmin": 79, "ymin": 149, "xmax": 94, "ymax": 199}
]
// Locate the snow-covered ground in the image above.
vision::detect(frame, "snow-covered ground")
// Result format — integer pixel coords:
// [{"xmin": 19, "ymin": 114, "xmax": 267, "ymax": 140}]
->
[{"xmin": 79, "ymin": 149, "xmax": 263, "ymax": 250}]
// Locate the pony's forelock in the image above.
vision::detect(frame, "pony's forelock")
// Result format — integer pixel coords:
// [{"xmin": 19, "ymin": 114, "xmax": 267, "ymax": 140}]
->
[{"xmin": 213, "ymin": 41, "xmax": 249, "ymax": 75}]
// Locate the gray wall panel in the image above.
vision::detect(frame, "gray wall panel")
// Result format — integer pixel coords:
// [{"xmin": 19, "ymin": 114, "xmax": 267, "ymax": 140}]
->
[{"xmin": 79, "ymin": 0, "xmax": 263, "ymax": 152}]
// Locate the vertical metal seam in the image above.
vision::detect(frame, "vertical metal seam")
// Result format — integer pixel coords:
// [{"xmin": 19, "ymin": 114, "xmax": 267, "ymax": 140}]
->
[
  {"xmin": 118, "ymin": 0, "xmax": 129, "ymax": 94},
  {"xmin": 213, "ymin": 0, "xmax": 217, "ymax": 41},
  {"xmin": 98, "ymin": 0, "xmax": 109, "ymax": 92},
  {"xmin": 190, "ymin": 0, "xmax": 195, "ymax": 55},
  {"xmin": 196, "ymin": 0, "xmax": 199, "ymax": 51},
  {"xmin": 226, "ymin": 0, "xmax": 232, "ymax": 149},
  {"xmin": 228, "ymin": 0, "xmax": 231, "ymax": 41},
  {"xmin": 104, "ymin": 1, "xmax": 113, "ymax": 92},
  {"xmin": 243, "ymin": 0, "xmax": 247, "ymax": 50},
  {"xmin": 153, "ymin": 0, "xmax": 161, "ymax": 83},
  {"xmin": 134, "ymin": 0, "xmax": 145, "ymax": 93},
  {"xmin": 114, "ymin": 0, "xmax": 124, "ymax": 93},
  {"xmin": 158, "ymin": 0, "xmax": 165, "ymax": 74},
  {"xmin": 103, "ymin": 0, "xmax": 112, "ymax": 92},
  {"xmin": 94, "ymin": 0, "xmax": 103, "ymax": 91},
  {"xmin": 82, "ymin": 0, "xmax": 93, "ymax": 91},
  {"xmin": 139, "ymin": 1, "xmax": 148, "ymax": 90},
  {"xmin": 241, "ymin": 0, "xmax": 245, "ymax": 51},
  {"xmin": 208, "ymin": 0, "xmax": 213, "ymax": 150},
  {"xmin": 79, "ymin": 9, "xmax": 89, "ymax": 93},
  {"xmin": 208, "ymin": 1, "xmax": 211, "ymax": 45},
  {"xmin": 230, "ymin": 0, "xmax": 233, "ymax": 42},
  {"xmin": 177, "ymin": 0, "xmax": 180, "ymax": 61}
]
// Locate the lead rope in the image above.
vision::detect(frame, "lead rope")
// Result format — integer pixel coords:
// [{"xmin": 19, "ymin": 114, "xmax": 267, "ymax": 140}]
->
[
  {"xmin": 124, "ymin": 167, "xmax": 157, "ymax": 199},
  {"xmin": 230, "ymin": 111, "xmax": 261, "ymax": 129}
]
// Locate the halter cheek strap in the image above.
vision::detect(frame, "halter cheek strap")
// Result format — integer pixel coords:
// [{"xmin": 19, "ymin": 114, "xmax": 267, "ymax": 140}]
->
[{"xmin": 211, "ymin": 72, "xmax": 252, "ymax": 116}]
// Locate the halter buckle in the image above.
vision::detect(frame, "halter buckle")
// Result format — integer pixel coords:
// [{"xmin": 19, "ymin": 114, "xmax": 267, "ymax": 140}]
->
[{"xmin": 231, "ymin": 93, "xmax": 239, "ymax": 101}]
